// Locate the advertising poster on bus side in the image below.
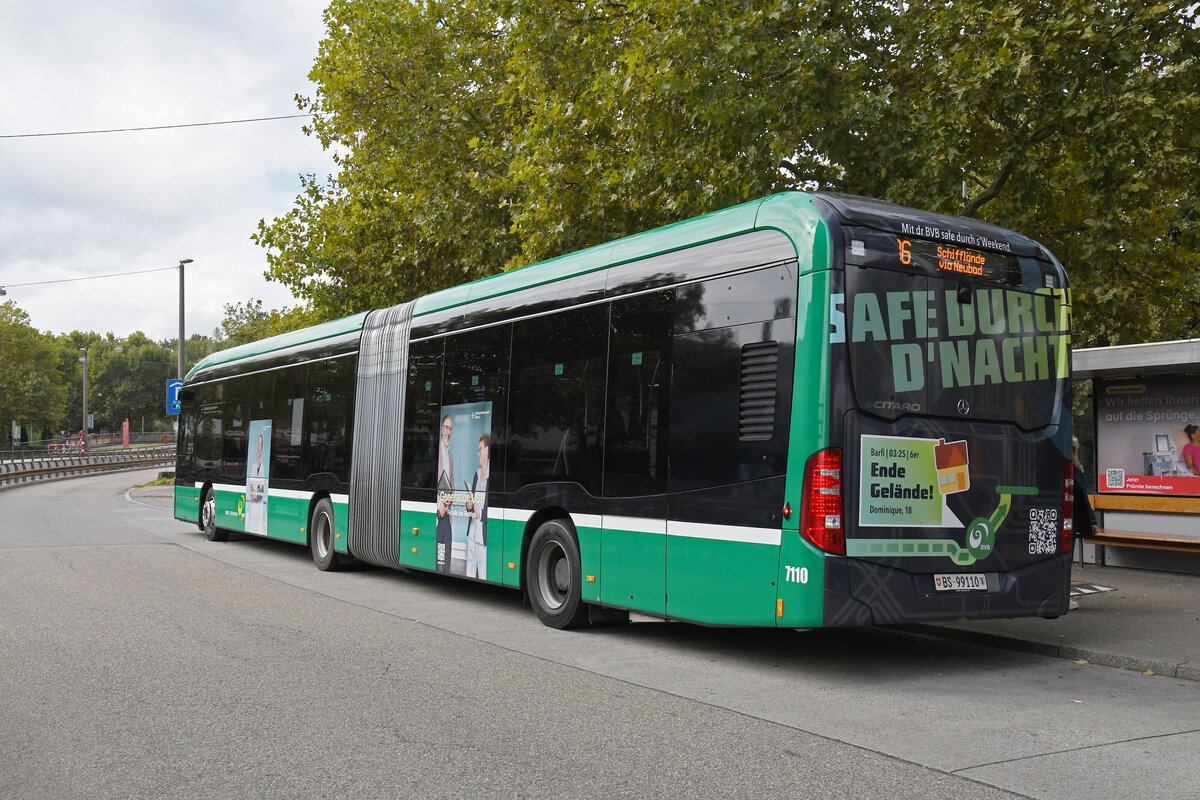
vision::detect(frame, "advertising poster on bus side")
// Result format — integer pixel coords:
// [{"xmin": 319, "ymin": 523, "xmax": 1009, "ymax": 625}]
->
[
  {"xmin": 245, "ymin": 419, "xmax": 271, "ymax": 534},
  {"xmin": 1095, "ymin": 375, "xmax": 1200, "ymax": 496},
  {"xmin": 435, "ymin": 401, "xmax": 492, "ymax": 577}
]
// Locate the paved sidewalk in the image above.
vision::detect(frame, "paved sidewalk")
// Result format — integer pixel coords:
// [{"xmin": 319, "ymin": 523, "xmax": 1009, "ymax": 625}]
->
[
  {"xmin": 915, "ymin": 564, "xmax": 1200, "ymax": 681},
  {"xmin": 129, "ymin": 482, "xmax": 175, "ymax": 509}
]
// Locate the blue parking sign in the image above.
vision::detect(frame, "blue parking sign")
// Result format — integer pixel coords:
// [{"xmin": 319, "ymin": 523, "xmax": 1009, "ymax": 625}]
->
[{"xmin": 166, "ymin": 379, "xmax": 184, "ymax": 415}]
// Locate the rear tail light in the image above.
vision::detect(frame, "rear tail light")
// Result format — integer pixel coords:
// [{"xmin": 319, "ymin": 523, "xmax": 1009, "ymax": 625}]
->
[
  {"xmin": 1061, "ymin": 460, "xmax": 1075, "ymax": 553},
  {"xmin": 800, "ymin": 448, "xmax": 844, "ymax": 555}
]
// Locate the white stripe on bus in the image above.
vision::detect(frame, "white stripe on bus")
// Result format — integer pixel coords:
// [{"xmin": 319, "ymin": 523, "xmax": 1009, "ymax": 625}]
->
[
  {"xmin": 204, "ymin": 485, "xmax": 347, "ymax": 505},
  {"xmin": 666, "ymin": 520, "xmax": 780, "ymax": 547},
  {"xmin": 270, "ymin": 488, "xmax": 312, "ymax": 501},
  {"xmin": 207, "ymin": 494, "xmax": 778, "ymax": 547},
  {"xmin": 400, "ymin": 504, "xmax": 776, "ymax": 546},
  {"xmin": 600, "ymin": 515, "xmax": 665, "ymax": 535}
]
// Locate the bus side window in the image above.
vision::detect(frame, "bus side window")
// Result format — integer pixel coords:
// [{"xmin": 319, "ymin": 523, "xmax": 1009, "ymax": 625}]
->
[
  {"xmin": 403, "ymin": 339, "xmax": 444, "ymax": 489},
  {"xmin": 509, "ymin": 305, "xmax": 607, "ymax": 494},
  {"xmin": 248, "ymin": 371, "xmax": 275, "ymax": 477},
  {"xmin": 669, "ymin": 268, "xmax": 797, "ymax": 493},
  {"xmin": 306, "ymin": 355, "xmax": 356, "ymax": 484},
  {"xmin": 604, "ymin": 290, "xmax": 673, "ymax": 498},
  {"xmin": 196, "ymin": 396, "xmax": 223, "ymax": 473},
  {"xmin": 441, "ymin": 324, "xmax": 511, "ymax": 493},
  {"xmin": 176, "ymin": 402, "xmax": 197, "ymax": 475},
  {"xmin": 222, "ymin": 377, "xmax": 249, "ymax": 482},
  {"xmin": 271, "ymin": 364, "xmax": 306, "ymax": 482},
  {"xmin": 250, "ymin": 371, "xmax": 274, "ymax": 424}
]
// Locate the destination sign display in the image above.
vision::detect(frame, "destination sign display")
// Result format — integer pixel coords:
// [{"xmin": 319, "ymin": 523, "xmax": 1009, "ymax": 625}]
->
[{"xmin": 844, "ymin": 226, "xmax": 1023, "ymax": 286}]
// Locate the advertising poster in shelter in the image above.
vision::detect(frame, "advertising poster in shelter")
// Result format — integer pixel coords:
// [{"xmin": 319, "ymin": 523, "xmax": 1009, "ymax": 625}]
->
[
  {"xmin": 1095, "ymin": 375, "xmax": 1200, "ymax": 496},
  {"xmin": 434, "ymin": 401, "xmax": 493, "ymax": 577}
]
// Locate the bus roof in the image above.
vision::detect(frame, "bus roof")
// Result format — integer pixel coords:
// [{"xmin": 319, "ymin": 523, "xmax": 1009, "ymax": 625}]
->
[
  {"xmin": 411, "ymin": 191, "xmax": 825, "ymax": 316},
  {"xmin": 185, "ymin": 311, "xmax": 371, "ymax": 380},
  {"xmin": 186, "ymin": 191, "xmax": 830, "ymax": 379}
]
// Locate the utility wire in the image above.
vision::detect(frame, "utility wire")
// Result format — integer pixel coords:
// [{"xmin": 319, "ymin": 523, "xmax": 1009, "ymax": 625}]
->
[
  {"xmin": 0, "ymin": 114, "xmax": 312, "ymax": 139},
  {"xmin": 3, "ymin": 266, "xmax": 177, "ymax": 288}
]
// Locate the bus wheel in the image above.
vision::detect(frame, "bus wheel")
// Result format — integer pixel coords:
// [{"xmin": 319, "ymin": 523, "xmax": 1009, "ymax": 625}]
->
[
  {"xmin": 309, "ymin": 498, "xmax": 343, "ymax": 571},
  {"xmin": 526, "ymin": 519, "xmax": 588, "ymax": 629},
  {"xmin": 201, "ymin": 488, "xmax": 227, "ymax": 542}
]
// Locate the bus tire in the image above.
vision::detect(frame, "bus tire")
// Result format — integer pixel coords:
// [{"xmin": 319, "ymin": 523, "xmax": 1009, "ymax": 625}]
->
[
  {"xmin": 526, "ymin": 519, "xmax": 588, "ymax": 629},
  {"xmin": 309, "ymin": 498, "xmax": 343, "ymax": 571},
  {"xmin": 201, "ymin": 488, "xmax": 228, "ymax": 542}
]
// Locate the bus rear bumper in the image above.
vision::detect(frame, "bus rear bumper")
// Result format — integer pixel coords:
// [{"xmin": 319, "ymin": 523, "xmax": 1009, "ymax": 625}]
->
[{"xmin": 824, "ymin": 554, "xmax": 1072, "ymax": 626}]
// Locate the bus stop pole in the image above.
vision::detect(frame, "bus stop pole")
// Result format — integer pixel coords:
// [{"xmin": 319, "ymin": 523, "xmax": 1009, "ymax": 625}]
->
[{"xmin": 178, "ymin": 258, "xmax": 192, "ymax": 380}]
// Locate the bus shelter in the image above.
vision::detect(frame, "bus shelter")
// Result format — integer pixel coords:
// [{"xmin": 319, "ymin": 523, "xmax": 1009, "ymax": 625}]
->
[{"xmin": 1073, "ymin": 338, "xmax": 1200, "ymax": 572}]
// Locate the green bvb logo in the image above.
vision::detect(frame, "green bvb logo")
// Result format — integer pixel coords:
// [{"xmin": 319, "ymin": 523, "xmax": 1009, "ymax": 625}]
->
[
  {"xmin": 965, "ymin": 485, "xmax": 1037, "ymax": 561},
  {"xmin": 965, "ymin": 516, "xmax": 996, "ymax": 561}
]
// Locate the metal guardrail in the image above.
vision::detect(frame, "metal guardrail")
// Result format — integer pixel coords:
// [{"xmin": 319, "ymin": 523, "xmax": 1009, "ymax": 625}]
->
[
  {"xmin": 0, "ymin": 447, "xmax": 175, "ymax": 488},
  {"xmin": 2, "ymin": 434, "xmax": 175, "ymax": 460}
]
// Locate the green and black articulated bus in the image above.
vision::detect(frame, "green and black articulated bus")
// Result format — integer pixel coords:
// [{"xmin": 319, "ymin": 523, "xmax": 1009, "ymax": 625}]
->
[{"xmin": 175, "ymin": 192, "xmax": 1075, "ymax": 629}]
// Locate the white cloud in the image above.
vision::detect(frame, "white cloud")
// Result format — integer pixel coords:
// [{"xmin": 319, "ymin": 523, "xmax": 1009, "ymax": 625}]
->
[{"xmin": 0, "ymin": 0, "xmax": 336, "ymax": 341}]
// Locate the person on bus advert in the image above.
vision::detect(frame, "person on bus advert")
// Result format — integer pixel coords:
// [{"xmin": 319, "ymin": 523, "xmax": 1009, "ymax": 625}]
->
[
  {"xmin": 245, "ymin": 433, "xmax": 267, "ymax": 534},
  {"xmin": 465, "ymin": 433, "xmax": 490, "ymax": 580},
  {"xmin": 436, "ymin": 415, "xmax": 454, "ymax": 571}
]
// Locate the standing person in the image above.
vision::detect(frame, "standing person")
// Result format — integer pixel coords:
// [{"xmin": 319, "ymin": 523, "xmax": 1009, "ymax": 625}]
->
[
  {"xmin": 1183, "ymin": 424, "xmax": 1200, "ymax": 476},
  {"xmin": 1070, "ymin": 436, "xmax": 1098, "ymax": 611},
  {"xmin": 435, "ymin": 415, "xmax": 455, "ymax": 572},
  {"xmin": 464, "ymin": 434, "xmax": 490, "ymax": 580}
]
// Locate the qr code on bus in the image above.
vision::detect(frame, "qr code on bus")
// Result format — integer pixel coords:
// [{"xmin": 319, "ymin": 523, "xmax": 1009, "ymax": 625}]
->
[
  {"xmin": 1028, "ymin": 508, "xmax": 1059, "ymax": 555},
  {"xmin": 1106, "ymin": 469, "xmax": 1125, "ymax": 489}
]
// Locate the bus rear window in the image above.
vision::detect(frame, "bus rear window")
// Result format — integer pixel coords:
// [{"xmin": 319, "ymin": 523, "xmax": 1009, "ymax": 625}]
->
[{"xmin": 838, "ymin": 265, "xmax": 1070, "ymax": 430}]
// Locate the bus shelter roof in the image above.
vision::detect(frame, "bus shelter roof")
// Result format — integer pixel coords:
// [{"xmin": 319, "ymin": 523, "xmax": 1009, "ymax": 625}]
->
[{"xmin": 1073, "ymin": 338, "xmax": 1200, "ymax": 379}]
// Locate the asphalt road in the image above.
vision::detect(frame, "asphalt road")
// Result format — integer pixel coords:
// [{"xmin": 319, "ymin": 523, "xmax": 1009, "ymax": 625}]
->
[{"xmin": 2, "ymin": 470, "xmax": 1198, "ymax": 799}]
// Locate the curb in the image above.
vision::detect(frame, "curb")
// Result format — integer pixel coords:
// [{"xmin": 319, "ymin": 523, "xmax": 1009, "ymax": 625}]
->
[{"xmin": 904, "ymin": 624, "xmax": 1200, "ymax": 682}]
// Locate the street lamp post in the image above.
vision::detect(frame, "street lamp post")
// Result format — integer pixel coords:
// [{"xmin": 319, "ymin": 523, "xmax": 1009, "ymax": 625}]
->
[
  {"xmin": 78, "ymin": 344, "xmax": 123, "ymax": 455},
  {"xmin": 178, "ymin": 258, "xmax": 192, "ymax": 380},
  {"xmin": 109, "ymin": 344, "xmax": 126, "ymax": 448},
  {"xmin": 78, "ymin": 349, "xmax": 88, "ymax": 456}
]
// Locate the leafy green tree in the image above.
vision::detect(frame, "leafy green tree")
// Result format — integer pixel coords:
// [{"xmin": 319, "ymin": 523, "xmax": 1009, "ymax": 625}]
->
[
  {"xmin": 0, "ymin": 302, "xmax": 68, "ymax": 444},
  {"xmin": 258, "ymin": 0, "xmax": 1199, "ymax": 346},
  {"xmin": 253, "ymin": 0, "xmax": 520, "ymax": 319},
  {"xmin": 186, "ymin": 332, "xmax": 224, "ymax": 370},
  {"xmin": 217, "ymin": 300, "xmax": 317, "ymax": 348},
  {"xmin": 54, "ymin": 331, "xmax": 189, "ymax": 437},
  {"xmin": 56, "ymin": 331, "xmax": 91, "ymax": 437},
  {"xmin": 57, "ymin": 332, "xmax": 125, "ymax": 435},
  {"xmin": 0, "ymin": 303, "xmax": 280, "ymax": 446},
  {"xmin": 87, "ymin": 333, "xmax": 180, "ymax": 433},
  {"xmin": 853, "ymin": 1, "xmax": 1200, "ymax": 346}
]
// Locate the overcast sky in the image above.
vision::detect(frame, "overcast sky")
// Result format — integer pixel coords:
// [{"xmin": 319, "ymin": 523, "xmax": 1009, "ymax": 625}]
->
[{"xmin": 0, "ymin": 0, "xmax": 336, "ymax": 342}]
